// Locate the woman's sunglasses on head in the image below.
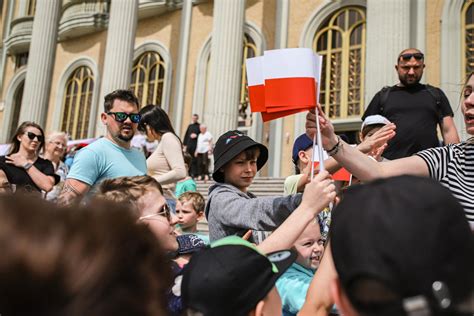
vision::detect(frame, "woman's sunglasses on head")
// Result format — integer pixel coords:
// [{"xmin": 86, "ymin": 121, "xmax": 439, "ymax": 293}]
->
[
  {"xmin": 107, "ymin": 112, "xmax": 142, "ymax": 123},
  {"xmin": 26, "ymin": 132, "xmax": 44, "ymax": 143},
  {"xmin": 399, "ymin": 53, "xmax": 424, "ymax": 62}
]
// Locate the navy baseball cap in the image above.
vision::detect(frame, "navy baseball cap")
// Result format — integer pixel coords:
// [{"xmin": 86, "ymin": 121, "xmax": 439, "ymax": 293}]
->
[{"xmin": 292, "ymin": 133, "xmax": 313, "ymax": 164}]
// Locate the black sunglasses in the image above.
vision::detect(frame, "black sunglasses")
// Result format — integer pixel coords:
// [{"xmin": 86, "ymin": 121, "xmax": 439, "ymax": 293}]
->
[
  {"xmin": 399, "ymin": 53, "xmax": 424, "ymax": 61},
  {"xmin": 26, "ymin": 132, "xmax": 44, "ymax": 142},
  {"xmin": 107, "ymin": 112, "xmax": 141, "ymax": 123}
]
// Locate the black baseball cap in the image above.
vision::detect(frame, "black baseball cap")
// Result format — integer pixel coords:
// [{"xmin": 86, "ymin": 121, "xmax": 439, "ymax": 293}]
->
[
  {"xmin": 212, "ymin": 130, "xmax": 268, "ymax": 182},
  {"xmin": 181, "ymin": 236, "xmax": 295, "ymax": 316},
  {"xmin": 331, "ymin": 176, "xmax": 474, "ymax": 316}
]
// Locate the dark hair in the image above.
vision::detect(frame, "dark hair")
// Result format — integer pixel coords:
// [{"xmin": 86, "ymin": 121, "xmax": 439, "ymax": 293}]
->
[
  {"xmin": 8, "ymin": 121, "xmax": 45, "ymax": 155},
  {"xmin": 103, "ymin": 89, "xmax": 140, "ymax": 112},
  {"xmin": 0, "ymin": 194, "xmax": 171, "ymax": 316},
  {"xmin": 138, "ymin": 104, "xmax": 176, "ymax": 135},
  {"xmin": 183, "ymin": 152, "xmax": 193, "ymax": 168},
  {"xmin": 360, "ymin": 123, "xmax": 386, "ymax": 139},
  {"xmin": 242, "ymin": 146, "xmax": 260, "ymax": 161}
]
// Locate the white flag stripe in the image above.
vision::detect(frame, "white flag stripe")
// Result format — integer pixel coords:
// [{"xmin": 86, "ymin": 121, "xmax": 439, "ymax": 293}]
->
[
  {"xmin": 263, "ymin": 48, "xmax": 317, "ymax": 79},
  {"xmin": 312, "ymin": 144, "xmax": 329, "ymax": 162},
  {"xmin": 246, "ymin": 56, "xmax": 264, "ymax": 86}
]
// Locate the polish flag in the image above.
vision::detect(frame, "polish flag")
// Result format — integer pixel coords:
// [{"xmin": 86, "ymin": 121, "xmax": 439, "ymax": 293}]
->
[
  {"xmin": 246, "ymin": 56, "xmax": 266, "ymax": 113},
  {"xmin": 263, "ymin": 48, "xmax": 319, "ymax": 112}
]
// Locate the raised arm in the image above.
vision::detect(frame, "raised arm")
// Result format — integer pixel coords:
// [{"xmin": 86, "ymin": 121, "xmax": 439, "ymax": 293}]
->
[
  {"xmin": 5, "ymin": 154, "xmax": 55, "ymax": 192},
  {"xmin": 257, "ymin": 171, "xmax": 336, "ymax": 254},
  {"xmin": 305, "ymin": 107, "xmax": 430, "ymax": 181}
]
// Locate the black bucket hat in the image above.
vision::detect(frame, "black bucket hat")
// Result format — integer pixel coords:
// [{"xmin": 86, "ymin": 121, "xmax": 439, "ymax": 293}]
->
[{"xmin": 212, "ymin": 130, "xmax": 268, "ymax": 183}]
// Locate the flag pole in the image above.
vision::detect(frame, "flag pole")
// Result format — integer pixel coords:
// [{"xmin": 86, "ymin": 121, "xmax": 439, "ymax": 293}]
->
[{"xmin": 310, "ymin": 55, "xmax": 325, "ymax": 180}]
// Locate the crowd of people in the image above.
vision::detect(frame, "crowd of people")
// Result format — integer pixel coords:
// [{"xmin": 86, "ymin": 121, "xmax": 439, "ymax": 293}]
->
[{"xmin": 0, "ymin": 48, "xmax": 472, "ymax": 316}]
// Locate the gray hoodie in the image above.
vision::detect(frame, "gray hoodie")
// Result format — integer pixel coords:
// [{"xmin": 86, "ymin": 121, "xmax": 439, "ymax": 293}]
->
[{"xmin": 205, "ymin": 182, "xmax": 303, "ymax": 242}]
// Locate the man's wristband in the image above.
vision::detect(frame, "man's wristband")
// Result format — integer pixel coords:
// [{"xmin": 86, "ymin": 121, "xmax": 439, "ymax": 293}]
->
[
  {"xmin": 326, "ymin": 136, "xmax": 342, "ymax": 156},
  {"xmin": 23, "ymin": 162, "xmax": 33, "ymax": 170}
]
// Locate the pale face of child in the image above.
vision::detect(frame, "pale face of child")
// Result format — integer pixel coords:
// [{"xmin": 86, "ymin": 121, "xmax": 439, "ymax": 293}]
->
[
  {"xmin": 222, "ymin": 148, "xmax": 260, "ymax": 192},
  {"xmin": 294, "ymin": 220, "xmax": 324, "ymax": 270},
  {"xmin": 176, "ymin": 199, "xmax": 202, "ymax": 232},
  {"xmin": 138, "ymin": 188, "xmax": 179, "ymax": 252}
]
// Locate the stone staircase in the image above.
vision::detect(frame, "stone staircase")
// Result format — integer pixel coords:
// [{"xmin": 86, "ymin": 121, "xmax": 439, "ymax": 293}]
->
[{"xmin": 195, "ymin": 177, "xmax": 286, "ymax": 233}]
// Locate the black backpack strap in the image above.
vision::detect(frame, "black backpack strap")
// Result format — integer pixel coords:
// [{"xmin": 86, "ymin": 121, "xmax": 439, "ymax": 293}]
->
[
  {"xmin": 424, "ymin": 84, "xmax": 443, "ymax": 124},
  {"xmin": 378, "ymin": 85, "xmax": 392, "ymax": 114}
]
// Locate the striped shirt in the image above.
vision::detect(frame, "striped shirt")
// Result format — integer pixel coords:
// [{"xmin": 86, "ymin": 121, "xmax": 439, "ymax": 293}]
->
[{"xmin": 416, "ymin": 140, "xmax": 474, "ymax": 229}]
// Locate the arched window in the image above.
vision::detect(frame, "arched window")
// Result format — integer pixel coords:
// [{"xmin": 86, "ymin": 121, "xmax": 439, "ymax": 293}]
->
[
  {"xmin": 462, "ymin": 0, "xmax": 474, "ymax": 78},
  {"xmin": 61, "ymin": 66, "xmax": 94, "ymax": 140},
  {"xmin": 130, "ymin": 51, "xmax": 166, "ymax": 107},
  {"xmin": 313, "ymin": 6, "xmax": 366, "ymax": 119},
  {"xmin": 239, "ymin": 34, "xmax": 257, "ymax": 128}
]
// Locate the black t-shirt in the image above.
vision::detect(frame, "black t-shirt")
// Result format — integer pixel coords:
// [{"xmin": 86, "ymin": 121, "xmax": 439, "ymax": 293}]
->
[
  {"xmin": 362, "ymin": 84, "xmax": 454, "ymax": 160},
  {"xmin": 0, "ymin": 156, "xmax": 60, "ymax": 192},
  {"xmin": 183, "ymin": 122, "xmax": 200, "ymax": 153}
]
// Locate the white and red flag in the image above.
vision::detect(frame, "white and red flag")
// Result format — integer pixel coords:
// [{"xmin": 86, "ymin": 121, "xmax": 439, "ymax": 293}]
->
[{"xmin": 246, "ymin": 48, "xmax": 322, "ymax": 122}]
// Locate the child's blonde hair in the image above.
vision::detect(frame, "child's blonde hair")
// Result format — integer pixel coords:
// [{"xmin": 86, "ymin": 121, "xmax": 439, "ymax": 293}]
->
[{"xmin": 178, "ymin": 192, "xmax": 205, "ymax": 213}]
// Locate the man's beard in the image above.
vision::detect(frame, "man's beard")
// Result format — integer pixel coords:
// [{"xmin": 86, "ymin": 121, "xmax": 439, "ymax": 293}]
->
[
  {"xmin": 399, "ymin": 74, "xmax": 420, "ymax": 87},
  {"xmin": 115, "ymin": 127, "xmax": 135, "ymax": 142}
]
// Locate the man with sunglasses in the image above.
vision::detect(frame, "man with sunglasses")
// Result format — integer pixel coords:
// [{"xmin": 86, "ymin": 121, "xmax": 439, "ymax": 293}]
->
[
  {"xmin": 362, "ymin": 48, "xmax": 459, "ymax": 160},
  {"xmin": 58, "ymin": 90, "xmax": 147, "ymax": 205}
]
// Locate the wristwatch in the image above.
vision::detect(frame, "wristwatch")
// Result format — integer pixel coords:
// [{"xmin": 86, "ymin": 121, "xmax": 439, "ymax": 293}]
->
[{"xmin": 23, "ymin": 162, "xmax": 33, "ymax": 170}]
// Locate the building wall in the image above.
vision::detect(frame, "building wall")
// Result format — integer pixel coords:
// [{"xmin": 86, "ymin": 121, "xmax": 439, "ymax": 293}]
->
[{"xmin": 1, "ymin": 0, "xmax": 470, "ymax": 177}]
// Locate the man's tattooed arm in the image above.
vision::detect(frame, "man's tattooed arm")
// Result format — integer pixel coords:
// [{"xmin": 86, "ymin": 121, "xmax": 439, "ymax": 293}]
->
[{"xmin": 57, "ymin": 179, "xmax": 90, "ymax": 206}]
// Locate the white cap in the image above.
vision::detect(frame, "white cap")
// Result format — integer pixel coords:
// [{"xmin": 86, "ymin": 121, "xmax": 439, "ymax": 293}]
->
[{"xmin": 361, "ymin": 115, "xmax": 391, "ymax": 131}]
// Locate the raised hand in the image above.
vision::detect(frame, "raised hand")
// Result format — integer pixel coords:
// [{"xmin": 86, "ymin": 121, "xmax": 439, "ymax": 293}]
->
[
  {"xmin": 300, "ymin": 170, "xmax": 336, "ymax": 215},
  {"xmin": 357, "ymin": 123, "xmax": 396, "ymax": 154},
  {"xmin": 305, "ymin": 105, "xmax": 337, "ymax": 150},
  {"xmin": 5, "ymin": 153, "xmax": 28, "ymax": 168}
]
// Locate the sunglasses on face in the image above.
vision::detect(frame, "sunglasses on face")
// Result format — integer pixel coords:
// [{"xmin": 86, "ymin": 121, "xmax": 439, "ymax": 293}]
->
[
  {"xmin": 26, "ymin": 132, "xmax": 44, "ymax": 142},
  {"xmin": 399, "ymin": 53, "xmax": 424, "ymax": 61},
  {"xmin": 107, "ymin": 112, "xmax": 141, "ymax": 123},
  {"xmin": 138, "ymin": 203, "xmax": 171, "ymax": 222}
]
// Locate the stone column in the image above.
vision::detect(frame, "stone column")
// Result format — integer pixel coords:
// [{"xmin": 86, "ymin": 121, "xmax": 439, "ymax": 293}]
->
[
  {"xmin": 172, "ymin": 0, "xmax": 193, "ymax": 135},
  {"xmin": 18, "ymin": 0, "xmax": 61, "ymax": 127},
  {"xmin": 365, "ymin": 0, "xmax": 416, "ymax": 106},
  {"xmin": 204, "ymin": 0, "xmax": 245, "ymax": 138},
  {"xmin": 95, "ymin": 0, "xmax": 138, "ymax": 136},
  {"xmin": 268, "ymin": 0, "xmax": 290, "ymax": 177}
]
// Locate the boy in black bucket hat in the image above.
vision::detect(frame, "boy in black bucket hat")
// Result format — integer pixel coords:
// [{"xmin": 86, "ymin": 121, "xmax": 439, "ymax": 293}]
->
[{"xmin": 205, "ymin": 130, "xmax": 333, "ymax": 243}]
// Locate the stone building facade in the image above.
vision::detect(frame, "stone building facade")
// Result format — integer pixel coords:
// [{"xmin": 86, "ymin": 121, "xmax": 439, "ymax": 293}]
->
[{"xmin": 0, "ymin": 0, "xmax": 472, "ymax": 176}]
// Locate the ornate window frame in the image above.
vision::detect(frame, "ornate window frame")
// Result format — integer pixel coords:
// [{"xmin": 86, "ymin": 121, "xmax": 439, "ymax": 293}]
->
[
  {"xmin": 192, "ymin": 21, "xmax": 266, "ymax": 141},
  {"xmin": 295, "ymin": 0, "xmax": 367, "ymax": 137},
  {"xmin": 132, "ymin": 41, "xmax": 172, "ymax": 112},
  {"xmin": 52, "ymin": 57, "xmax": 99, "ymax": 138},
  {"xmin": 1, "ymin": 68, "xmax": 27, "ymax": 142}
]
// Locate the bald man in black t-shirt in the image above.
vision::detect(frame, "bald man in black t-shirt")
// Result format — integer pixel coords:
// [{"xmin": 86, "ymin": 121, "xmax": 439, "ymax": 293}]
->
[{"xmin": 362, "ymin": 48, "xmax": 459, "ymax": 160}]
